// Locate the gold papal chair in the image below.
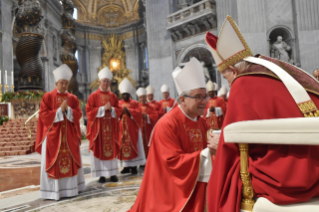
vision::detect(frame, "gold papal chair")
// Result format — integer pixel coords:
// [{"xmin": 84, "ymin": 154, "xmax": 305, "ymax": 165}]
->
[{"xmin": 223, "ymin": 117, "xmax": 319, "ymax": 212}]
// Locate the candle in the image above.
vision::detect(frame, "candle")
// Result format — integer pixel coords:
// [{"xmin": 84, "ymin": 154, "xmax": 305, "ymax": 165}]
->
[
  {"xmin": 11, "ymin": 71, "xmax": 13, "ymax": 85},
  {"xmin": 5, "ymin": 70, "xmax": 7, "ymax": 85}
]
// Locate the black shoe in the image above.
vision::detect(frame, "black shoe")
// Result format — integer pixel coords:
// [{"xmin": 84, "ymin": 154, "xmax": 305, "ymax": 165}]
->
[
  {"xmin": 131, "ymin": 166, "xmax": 138, "ymax": 174},
  {"xmin": 140, "ymin": 165, "xmax": 145, "ymax": 169},
  {"xmin": 98, "ymin": 176, "xmax": 106, "ymax": 183},
  {"xmin": 110, "ymin": 175, "xmax": 118, "ymax": 182},
  {"xmin": 121, "ymin": 167, "xmax": 131, "ymax": 174}
]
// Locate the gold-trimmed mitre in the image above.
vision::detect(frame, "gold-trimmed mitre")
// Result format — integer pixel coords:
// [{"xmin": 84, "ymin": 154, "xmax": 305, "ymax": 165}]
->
[{"xmin": 205, "ymin": 15, "xmax": 253, "ymax": 72}]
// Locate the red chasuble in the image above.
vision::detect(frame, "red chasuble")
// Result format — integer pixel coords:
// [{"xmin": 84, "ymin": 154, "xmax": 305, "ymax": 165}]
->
[
  {"xmin": 159, "ymin": 97, "xmax": 175, "ymax": 109},
  {"xmin": 148, "ymin": 100, "xmax": 165, "ymax": 118},
  {"xmin": 118, "ymin": 99, "xmax": 142, "ymax": 160},
  {"xmin": 138, "ymin": 103, "xmax": 158, "ymax": 158},
  {"xmin": 35, "ymin": 89, "xmax": 82, "ymax": 179},
  {"xmin": 86, "ymin": 89, "xmax": 122, "ymax": 160},
  {"xmin": 203, "ymin": 97, "xmax": 226, "ymax": 130},
  {"xmin": 128, "ymin": 106, "xmax": 209, "ymax": 212},
  {"xmin": 208, "ymin": 57, "xmax": 319, "ymax": 212}
]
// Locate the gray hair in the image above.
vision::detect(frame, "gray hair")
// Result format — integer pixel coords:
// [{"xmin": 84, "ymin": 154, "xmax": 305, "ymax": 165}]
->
[
  {"xmin": 177, "ymin": 90, "xmax": 191, "ymax": 104},
  {"xmin": 223, "ymin": 60, "xmax": 251, "ymax": 74}
]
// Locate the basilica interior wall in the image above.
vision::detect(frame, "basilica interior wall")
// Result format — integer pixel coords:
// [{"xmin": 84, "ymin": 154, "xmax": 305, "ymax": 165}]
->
[{"xmin": 146, "ymin": 0, "xmax": 175, "ymax": 100}]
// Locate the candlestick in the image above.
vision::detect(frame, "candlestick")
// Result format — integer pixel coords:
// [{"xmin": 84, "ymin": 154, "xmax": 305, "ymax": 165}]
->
[
  {"xmin": 4, "ymin": 84, "xmax": 8, "ymax": 93},
  {"xmin": 11, "ymin": 71, "xmax": 13, "ymax": 85},
  {"xmin": 11, "ymin": 85, "xmax": 14, "ymax": 92},
  {"xmin": 5, "ymin": 70, "xmax": 7, "ymax": 85}
]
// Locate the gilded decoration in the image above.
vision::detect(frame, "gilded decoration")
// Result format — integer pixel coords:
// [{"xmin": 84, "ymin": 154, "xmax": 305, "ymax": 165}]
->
[
  {"xmin": 90, "ymin": 34, "xmax": 136, "ymax": 91},
  {"xmin": 74, "ymin": 0, "xmax": 140, "ymax": 28}
]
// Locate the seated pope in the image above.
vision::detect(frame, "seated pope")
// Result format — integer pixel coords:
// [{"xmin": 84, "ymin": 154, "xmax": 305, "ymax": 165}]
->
[{"xmin": 206, "ymin": 16, "xmax": 319, "ymax": 212}]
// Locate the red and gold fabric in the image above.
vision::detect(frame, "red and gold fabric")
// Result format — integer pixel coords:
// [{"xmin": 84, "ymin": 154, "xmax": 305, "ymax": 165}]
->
[
  {"xmin": 148, "ymin": 100, "xmax": 165, "ymax": 118},
  {"xmin": 128, "ymin": 106, "xmax": 210, "ymax": 212},
  {"xmin": 159, "ymin": 97, "xmax": 176, "ymax": 113},
  {"xmin": 203, "ymin": 97, "xmax": 226, "ymax": 130},
  {"xmin": 118, "ymin": 99, "xmax": 142, "ymax": 161},
  {"xmin": 35, "ymin": 89, "xmax": 82, "ymax": 179},
  {"xmin": 86, "ymin": 89, "xmax": 122, "ymax": 160},
  {"xmin": 138, "ymin": 103, "xmax": 158, "ymax": 158}
]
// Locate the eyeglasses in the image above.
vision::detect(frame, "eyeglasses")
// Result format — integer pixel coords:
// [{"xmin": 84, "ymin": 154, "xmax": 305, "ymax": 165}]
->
[{"xmin": 184, "ymin": 95, "xmax": 209, "ymax": 102}]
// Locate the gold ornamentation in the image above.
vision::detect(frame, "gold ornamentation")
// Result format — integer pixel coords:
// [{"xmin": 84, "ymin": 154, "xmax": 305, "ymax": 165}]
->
[
  {"xmin": 239, "ymin": 143, "xmax": 255, "ymax": 211},
  {"xmin": 217, "ymin": 16, "xmax": 253, "ymax": 72},
  {"xmin": 298, "ymin": 100, "xmax": 319, "ymax": 117},
  {"xmin": 90, "ymin": 34, "xmax": 136, "ymax": 90}
]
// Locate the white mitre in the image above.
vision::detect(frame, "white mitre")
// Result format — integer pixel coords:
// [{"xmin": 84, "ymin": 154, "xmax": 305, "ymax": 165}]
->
[
  {"xmin": 136, "ymin": 87, "xmax": 146, "ymax": 97},
  {"xmin": 172, "ymin": 57, "xmax": 206, "ymax": 95},
  {"xmin": 213, "ymin": 83, "xmax": 219, "ymax": 91},
  {"xmin": 146, "ymin": 85, "xmax": 155, "ymax": 95},
  {"xmin": 53, "ymin": 64, "xmax": 73, "ymax": 82},
  {"xmin": 98, "ymin": 67, "xmax": 113, "ymax": 80},
  {"xmin": 119, "ymin": 78, "xmax": 134, "ymax": 94},
  {"xmin": 218, "ymin": 86, "xmax": 228, "ymax": 96},
  {"xmin": 206, "ymin": 81, "xmax": 214, "ymax": 92},
  {"xmin": 161, "ymin": 84, "xmax": 169, "ymax": 93}
]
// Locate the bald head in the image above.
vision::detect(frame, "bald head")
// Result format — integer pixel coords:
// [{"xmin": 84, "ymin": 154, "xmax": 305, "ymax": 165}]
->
[{"xmin": 221, "ymin": 60, "xmax": 251, "ymax": 87}]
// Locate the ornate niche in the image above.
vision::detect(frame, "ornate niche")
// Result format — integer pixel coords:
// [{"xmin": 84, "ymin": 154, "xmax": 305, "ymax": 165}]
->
[{"xmin": 90, "ymin": 34, "xmax": 136, "ymax": 96}]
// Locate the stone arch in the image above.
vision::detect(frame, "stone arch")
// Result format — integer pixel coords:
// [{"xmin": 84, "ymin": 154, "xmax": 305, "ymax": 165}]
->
[
  {"xmin": 267, "ymin": 25, "xmax": 296, "ymax": 64},
  {"xmin": 74, "ymin": 0, "xmax": 88, "ymax": 21},
  {"xmin": 178, "ymin": 43, "xmax": 217, "ymax": 83}
]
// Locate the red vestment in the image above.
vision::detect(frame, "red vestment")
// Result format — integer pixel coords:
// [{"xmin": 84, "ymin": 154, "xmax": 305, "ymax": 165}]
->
[
  {"xmin": 86, "ymin": 89, "xmax": 122, "ymax": 160},
  {"xmin": 203, "ymin": 97, "xmax": 226, "ymax": 130},
  {"xmin": 148, "ymin": 100, "xmax": 165, "ymax": 118},
  {"xmin": 208, "ymin": 56, "xmax": 319, "ymax": 212},
  {"xmin": 118, "ymin": 99, "xmax": 142, "ymax": 160},
  {"xmin": 138, "ymin": 102, "xmax": 158, "ymax": 158},
  {"xmin": 35, "ymin": 89, "xmax": 82, "ymax": 179},
  {"xmin": 159, "ymin": 97, "xmax": 175, "ymax": 108},
  {"xmin": 128, "ymin": 107, "xmax": 209, "ymax": 212}
]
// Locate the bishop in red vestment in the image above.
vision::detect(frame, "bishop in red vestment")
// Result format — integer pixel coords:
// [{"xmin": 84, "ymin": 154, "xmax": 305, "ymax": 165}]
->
[
  {"xmin": 159, "ymin": 84, "xmax": 176, "ymax": 113},
  {"xmin": 146, "ymin": 85, "xmax": 165, "ymax": 118},
  {"xmin": 35, "ymin": 64, "xmax": 85, "ymax": 200},
  {"xmin": 118, "ymin": 79, "xmax": 145, "ymax": 174},
  {"xmin": 205, "ymin": 16, "xmax": 319, "ymax": 212},
  {"xmin": 136, "ymin": 88, "xmax": 158, "ymax": 159},
  {"xmin": 203, "ymin": 81, "xmax": 226, "ymax": 130},
  {"xmin": 86, "ymin": 67, "xmax": 122, "ymax": 183},
  {"xmin": 129, "ymin": 58, "xmax": 216, "ymax": 212}
]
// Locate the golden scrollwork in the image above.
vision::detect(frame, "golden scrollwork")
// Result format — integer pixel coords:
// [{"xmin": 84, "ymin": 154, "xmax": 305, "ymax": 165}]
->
[
  {"xmin": 90, "ymin": 34, "xmax": 136, "ymax": 91},
  {"xmin": 239, "ymin": 143, "xmax": 255, "ymax": 211}
]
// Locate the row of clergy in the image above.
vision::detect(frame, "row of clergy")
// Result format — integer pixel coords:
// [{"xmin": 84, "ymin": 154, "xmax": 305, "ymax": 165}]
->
[
  {"xmin": 34, "ymin": 14, "xmax": 319, "ymax": 212},
  {"xmin": 34, "ymin": 62, "xmax": 225, "ymax": 201}
]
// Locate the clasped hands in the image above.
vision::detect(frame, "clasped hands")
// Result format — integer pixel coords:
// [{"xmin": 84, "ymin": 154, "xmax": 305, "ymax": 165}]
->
[
  {"xmin": 61, "ymin": 100, "xmax": 68, "ymax": 113},
  {"xmin": 104, "ymin": 102, "xmax": 112, "ymax": 111},
  {"xmin": 207, "ymin": 129, "xmax": 220, "ymax": 155}
]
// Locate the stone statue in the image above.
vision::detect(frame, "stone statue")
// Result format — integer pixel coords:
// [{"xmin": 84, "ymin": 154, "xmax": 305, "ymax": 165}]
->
[
  {"xmin": 200, "ymin": 61, "xmax": 211, "ymax": 82},
  {"xmin": 271, "ymin": 36, "xmax": 293, "ymax": 64}
]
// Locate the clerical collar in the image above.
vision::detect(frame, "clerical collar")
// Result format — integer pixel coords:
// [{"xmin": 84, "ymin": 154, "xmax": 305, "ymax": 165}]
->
[
  {"xmin": 148, "ymin": 99, "xmax": 155, "ymax": 103},
  {"xmin": 178, "ymin": 105, "xmax": 198, "ymax": 122},
  {"xmin": 57, "ymin": 90, "xmax": 67, "ymax": 94},
  {"xmin": 163, "ymin": 97, "xmax": 170, "ymax": 101},
  {"xmin": 100, "ymin": 87, "xmax": 109, "ymax": 92}
]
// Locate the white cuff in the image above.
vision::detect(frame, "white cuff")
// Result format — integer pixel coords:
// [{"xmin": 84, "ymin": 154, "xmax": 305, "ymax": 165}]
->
[
  {"xmin": 198, "ymin": 148, "xmax": 212, "ymax": 182},
  {"xmin": 66, "ymin": 106, "xmax": 74, "ymax": 122},
  {"xmin": 206, "ymin": 108, "xmax": 210, "ymax": 118},
  {"xmin": 215, "ymin": 107, "xmax": 223, "ymax": 117},
  {"xmin": 111, "ymin": 107, "xmax": 116, "ymax": 118},
  {"xmin": 147, "ymin": 115, "xmax": 150, "ymax": 124},
  {"xmin": 54, "ymin": 107, "xmax": 64, "ymax": 123},
  {"xmin": 96, "ymin": 106, "xmax": 105, "ymax": 118}
]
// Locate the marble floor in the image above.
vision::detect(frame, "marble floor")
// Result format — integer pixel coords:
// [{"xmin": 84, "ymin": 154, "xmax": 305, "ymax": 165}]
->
[{"xmin": 0, "ymin": 140, "xmax": 143, "ymax": 212}]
